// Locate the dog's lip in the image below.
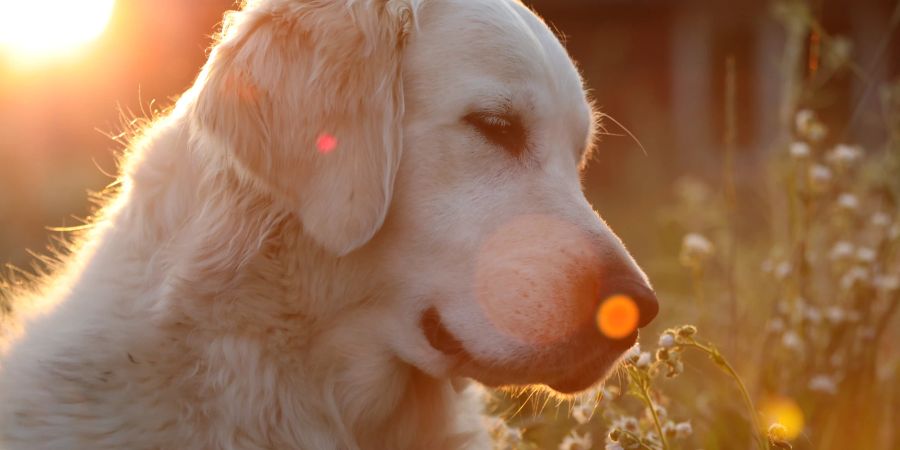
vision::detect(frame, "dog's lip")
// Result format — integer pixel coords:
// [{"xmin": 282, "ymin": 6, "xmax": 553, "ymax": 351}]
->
[{"xmin": 419, "ymin": 307, "xmax": 636, "ymax": 393}]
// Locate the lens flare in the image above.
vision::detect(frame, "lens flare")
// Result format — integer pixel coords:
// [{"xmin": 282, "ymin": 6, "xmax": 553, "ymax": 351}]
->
[
  {"xmin": 316, "ymin": 133, "xmax": 338, "ymax": 154},
  {"xmin": 596, "ymin": 295, "xmax": 639, "ymax": 339},
  {"xmin": 0, "ymin": 0, "xmax": 116, "ymax": 61},
  {"xmin": 760, "ymin": 396, "xmax": 804, "ymax": 441}
]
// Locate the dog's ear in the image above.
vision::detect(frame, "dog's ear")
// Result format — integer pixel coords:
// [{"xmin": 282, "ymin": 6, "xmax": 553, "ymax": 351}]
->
[{"xmin": 191, "ymin": 0, "xmax": 415, "ymax": 255}]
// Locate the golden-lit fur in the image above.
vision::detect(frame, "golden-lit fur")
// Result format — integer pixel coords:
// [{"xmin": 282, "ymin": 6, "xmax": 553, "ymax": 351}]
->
[{"xmin": 0, "ymin": 0, "xmax": 655, "ymax": 448}]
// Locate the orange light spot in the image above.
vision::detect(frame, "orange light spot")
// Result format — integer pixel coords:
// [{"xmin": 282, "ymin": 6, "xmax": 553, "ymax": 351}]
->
[
  {"xmin": 597, "ymin": 295, "xmax": 639, "ymax": 339},
  {"xmin": 760, "ymin": 396, "xmax": 805, "ymax": 440},
  {"xmin": 316, "ymin": 133, "xmax": 338, "ymax": 154}
]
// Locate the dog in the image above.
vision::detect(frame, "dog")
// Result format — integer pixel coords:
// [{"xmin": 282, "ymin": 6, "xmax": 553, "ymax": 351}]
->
[{"xmin": 0, "ymin": 0, "xmax": 659, "ymax": 448}]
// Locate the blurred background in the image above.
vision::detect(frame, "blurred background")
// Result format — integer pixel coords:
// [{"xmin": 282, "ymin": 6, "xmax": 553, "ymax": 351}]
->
[
  {"xmin": 1, "ymin": 0, "xmax": 896, "ymax": 269},
  {"xmin": 1, "ymin": 1, "xmax": 898, "ymax": 449}
]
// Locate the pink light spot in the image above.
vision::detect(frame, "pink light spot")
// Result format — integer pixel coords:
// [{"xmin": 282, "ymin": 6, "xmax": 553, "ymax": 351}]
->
[{"xmin": 316, "ymin": 133, "xmax": 338, "ymax": 154}]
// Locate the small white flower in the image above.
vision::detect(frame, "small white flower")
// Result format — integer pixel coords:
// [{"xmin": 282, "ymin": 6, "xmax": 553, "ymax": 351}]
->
[
  {"xmin": 837, "ymin": 193, "xmax": 860, "ymax": 211},
  {"xmin": 841, "ymin": 266, "xmax": 870, "ymax": 290},
  {"xmin": 790, "ymin": 142, "xmax": 811, "ymax": 159},
  {"xmin": 808, "ymin": 164, "xmax": 833, "ymax": 191},
  {"xmin": 675, "ymin": 421, "xmax": 693, "ymax": 439},
  {"xmin": 767, "ymin": 317, "xmax": 786, "ymax": 333},
  {"xmin": 605, "ymin": 443, "xmax": 625, "ymax": 450},
  {"xmin": 808, "ymin": 374, "xmax": 838, "ymax": 395},
  {"xmin": 826, "ymin": 306, "xmax": 845, "ymax": 324},
  {"xmin": 874, "ymin": 274, "xmax": 900, "ymax": 292},
  {"xmin": 871, "ymin": 212, "xmax": 892, "ymax": 228},
  {"xmin": 559, "ymin": 430, "xmax": 593, "ymax": 450},
  {"xmin": 615, "ymin": 417, "xmax": 640, "ymax": 433},
  {"xmin": 826, "ymin": 144, "xmax": 863, "ymax": 169},
  {"xmin": 804, "ymin": 306, "xmax": 823, "ymax": 324},
  {"xmin": 658, "ymin": 332, "xmax": 675, "ymax": 349},
  {"xmin": 571, "ymin": 399, "xmax": 595, "ymax": 425},
  {"xmin": 680, "ymin": 233, "xmax": 715, "ymax": 268},
  {"xmin": 890, "ymin": 224, "xmax": 900, "ymax": 240},
  {"xmin": 795, "ymin": 109, "xmax": 815, "ymax": 131},
  {"xmin": 856, "ymin": 247, "xmax": 877, "ymax": 264},
  {"xmin": 636, "ymin": 352, "xmax": 652, "ymax": 368},
  {"xmin": 781, "ymin": 330, "xmax": 803, "ymax": 352},
  {"xmin": 829, "ymin": 241, "xmax": 855, "ymax": 261},
  {"xmin": 775, "ymin": 261, "xmax": 793, "ymax": 280},
  {"xmin": 623, "ymin": 343, "xmax": 641, "ymax": 361}
]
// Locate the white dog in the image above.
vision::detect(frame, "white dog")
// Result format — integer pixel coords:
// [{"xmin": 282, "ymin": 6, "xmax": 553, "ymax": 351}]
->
[{"xmin": 0, "ymin": 0, "xmax": 658, "ymax": 448}]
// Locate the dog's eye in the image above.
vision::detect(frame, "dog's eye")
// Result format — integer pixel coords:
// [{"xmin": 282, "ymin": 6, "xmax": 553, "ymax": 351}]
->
[{"xmin": 465, "ymin": 112, "xmax": 526, "ymax": 156}]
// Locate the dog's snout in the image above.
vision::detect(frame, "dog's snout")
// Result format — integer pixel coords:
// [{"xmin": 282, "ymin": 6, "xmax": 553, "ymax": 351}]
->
[{"xmin": 599, "ymin": 262, "xmax": 659, "ymax": 328}]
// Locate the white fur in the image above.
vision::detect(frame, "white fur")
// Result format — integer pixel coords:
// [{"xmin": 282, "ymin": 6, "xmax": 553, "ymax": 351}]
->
[{"xmin": 0, "ymin": 0, "xmax": 654, "ymax": 448}]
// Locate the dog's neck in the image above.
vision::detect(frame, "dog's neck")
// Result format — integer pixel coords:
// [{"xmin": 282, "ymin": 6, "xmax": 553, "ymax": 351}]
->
[{"xmin": 63, "ymin": 115, "xmax": 486, "ymax": 449}]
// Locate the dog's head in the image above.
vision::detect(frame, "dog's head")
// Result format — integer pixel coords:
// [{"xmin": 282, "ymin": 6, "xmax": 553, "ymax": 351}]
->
[{"xmin": 190, "ymin": 0, "xmax": 657, "ymax": 394}]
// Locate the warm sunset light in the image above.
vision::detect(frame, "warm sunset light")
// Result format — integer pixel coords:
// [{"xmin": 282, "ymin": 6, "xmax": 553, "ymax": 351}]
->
[
  {"xmin": 760, "ymin": 396, "xmax": 805, "ymax": 441},
  {"xmin": 597, "ymin": 295, "xmax": 639, "ymax": 339},
  {"xmin": 0, "ymin": 0, "xmax": 115, "ymax": 60}
]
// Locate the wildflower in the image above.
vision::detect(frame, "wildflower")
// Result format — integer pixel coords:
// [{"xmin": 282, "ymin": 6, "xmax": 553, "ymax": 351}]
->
[
  {"xmin": 645, "ymin": 405, "xmax": 667, "ymax": 421},
  {"xmin": 662, "ymin": 420, "xmax": 677, "ymax": 440},
  {"xmin": 804, "ymin": 306, "xmax": 822, "ymax": 325},
  {"xmin": 559, "ymin": 430, "xmax": 592, "ymax": 450},
  {"xmin": 571, "ymin": 398, "xmax": 595, "ymax": 425},
  {"xmin": 636, "ymin": 352, "xmax": 652, "ymax": 368},
  {"xmin": 781, "ymin": 330, "xmax": 803, "ymax": 352},
  {"xmin": 604, "ymin": 442, "xmax": 625, "ymax": 450},
  {"xmin": 789, "ymin": 142, "xmax": 811, "ymax": 160},
  {"xmin": 840, "ymin": 266, "xmax": 869, "ymax": 290},
  {"xmin": 808, "ymin": 374, "xmax": 838, "ymax": 395},
  {"xmin": 665, "ymin": 359, "xmax": 685, "ymax": 378},
  {"xmin": 825, "ymin": 306, "xmax": 845, "ymax": 324},
  {"xmin": 825, "ymin": 144, "xmax": 863, "ymax": 170},
  {"xmin": 614, "ymin": 417, "xmax": 640, "ymax": 434},
  {"xmin": 874, "ymin": 274, "xmax": 900, "ymax": 293},
  {"xmin": 767, "ymin": 317, "xmax": 786, "ymax": 333},
  {"xmin": 871, "ymin": 212, "xmax": 892, "ymax": 228},
  {"xmin": 674, "ymin": 421, "xmax": 693, "ymax": 439},
  {"xmin": 890, "ymin": 224, "xmax": 900, "ymax": 241},
  {"xmin": 677, "ymin": 325, "xmax": 697, "ymax": 338},
  {"xmin": 623, "ymin": 343, "xmax": 641, "ymax": 362},
  {"xmin": 679, "ymin": 233, "xmax": 714, "ymax": 269},
  {"xmin": 795, "ymin": 109, "xmax": 815, "ymax": 133},
  {"xmin": 836, "ymin": 193, "xmax": 860, "ymax": 211},
  {"xmin": 774, "ymin": 261, "xmax": 793, "ymax": 281},
  {"xmin": 658, "ymin": 331, "xmax": 675, "ymax": 348},
  {"xmin": 829, "ymin": 241, "xmax": 854, "ymax": 261},
  {"xmin": 768, "ymin": 423, "xmax": 793, "ymax": 449},
  {"xmin": 807, "ymin": 164, "xmax": 833, "ymax": 192},
  {"xmin": 855, "ymin": 247, "xmax": 877, "ymax": 264}
]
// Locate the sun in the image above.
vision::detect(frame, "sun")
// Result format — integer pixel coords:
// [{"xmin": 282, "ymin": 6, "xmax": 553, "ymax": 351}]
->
[{"xmin": 0, "ymin": 0, "xmax": 116, "ymax": 60}]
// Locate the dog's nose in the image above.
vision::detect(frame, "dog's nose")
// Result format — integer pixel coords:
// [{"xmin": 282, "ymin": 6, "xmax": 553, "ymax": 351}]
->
[{"xmin": 599, "ymin": 262, "xmax": 659, "ymax": 328}]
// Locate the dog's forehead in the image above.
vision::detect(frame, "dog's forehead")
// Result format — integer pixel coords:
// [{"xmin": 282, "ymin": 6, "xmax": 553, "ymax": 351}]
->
[{"xmin": 405, "ymin": 0, "xmax": 589, "ymax": 120}]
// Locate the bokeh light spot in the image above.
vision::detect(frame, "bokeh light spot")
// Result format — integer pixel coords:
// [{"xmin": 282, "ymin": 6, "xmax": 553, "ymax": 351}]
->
[
  {"xmin": 596, "ymin": 295, "xmax": 639, "ymax": 339},
  {"xmin": 316, "ymin": 133, "xmax": 338, "ymax": 154},
  {"xmin": 760, "ymin": 396, "xmax": 804, "ymax": 441}
]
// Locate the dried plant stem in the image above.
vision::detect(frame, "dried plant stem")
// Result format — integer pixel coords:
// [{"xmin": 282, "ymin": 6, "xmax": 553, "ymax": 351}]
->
[
  {"xmin": 682, "ymin": 341, "xmax": 768, "ymax": 450},
  {"xmin": 627, "ymin": 367, "xmax": 670, "ymax": 450}
]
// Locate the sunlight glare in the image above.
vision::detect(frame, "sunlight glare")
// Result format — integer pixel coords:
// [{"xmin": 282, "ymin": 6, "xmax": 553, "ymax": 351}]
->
[
  {"xmin": 760, "ymin": 396, "xmax": 805, "ymax": 441},
  {"xmin": 0, "ymin": 0, "xmax": 115, "ymax": 60},
  {"xmin": 597, "ymin": 295, "xmax": 639, "ymax": 339}
]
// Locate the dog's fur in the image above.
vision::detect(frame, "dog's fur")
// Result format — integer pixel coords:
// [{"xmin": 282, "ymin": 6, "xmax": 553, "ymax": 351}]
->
[{"xmin": 0, "ymin": 0, "xmax": 657, "ymax": 448}]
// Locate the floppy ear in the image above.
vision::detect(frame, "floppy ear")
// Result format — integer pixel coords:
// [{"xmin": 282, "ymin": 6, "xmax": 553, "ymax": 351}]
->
[{"xmin": 190, "ymin": 0, "xmax": 415, "ymax": 255}]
